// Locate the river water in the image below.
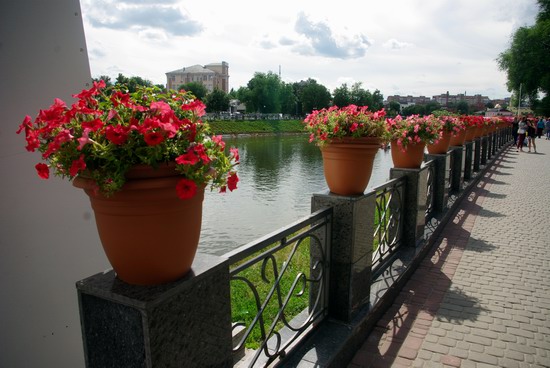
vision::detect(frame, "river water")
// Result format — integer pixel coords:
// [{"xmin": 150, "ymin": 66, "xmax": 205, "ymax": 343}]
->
[{"xmin": 200, "ymin": 134, "xmax": 394, "ymax": 255}]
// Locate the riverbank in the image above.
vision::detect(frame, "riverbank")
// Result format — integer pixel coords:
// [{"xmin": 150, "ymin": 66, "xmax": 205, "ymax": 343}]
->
[{"xmin": 208, "ymin": 119, "xmax": 304, "ymax": 135}]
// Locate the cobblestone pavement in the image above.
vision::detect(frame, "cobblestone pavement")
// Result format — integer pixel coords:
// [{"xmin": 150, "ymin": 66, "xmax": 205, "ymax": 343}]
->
[{"xmin": 348, "ymin": 139, "xmax": 550, "ymax": 368}]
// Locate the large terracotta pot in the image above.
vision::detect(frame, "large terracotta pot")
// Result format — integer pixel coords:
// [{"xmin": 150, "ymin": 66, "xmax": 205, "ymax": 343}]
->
[
  {"xmin": 390, "ymin": 140, "xmax": 426, "ymax": 168},
  {"xmin": 427, "ymin": 131, "xmax": 452, "ymax": 154},
  {"xmin": 474, "ymin": 126, "xmax": 483, "ymax": 138},
  {"xmin": 73, "ymin": 164, "xmax": 204, "ymax": 285},
  {"xmin": 449, "ymin": 129, "xmax": 467, "ymax": 146},
  {"xmin": 464, "ymin": 126, "xmax": 476, "ymax": 142},
  {"xmin": 320, "ymin": 137, "xmax": 381, "ymax": 195}
]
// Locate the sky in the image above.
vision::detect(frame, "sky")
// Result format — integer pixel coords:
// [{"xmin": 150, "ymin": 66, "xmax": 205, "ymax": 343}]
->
[{"xmin": 79, "ymin": 0, "xmax": 540, "ymax": 100}]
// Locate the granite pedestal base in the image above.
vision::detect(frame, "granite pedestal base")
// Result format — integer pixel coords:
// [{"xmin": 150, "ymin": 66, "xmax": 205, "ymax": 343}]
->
[{"xmin": 77, "ymin": 253, "xmax": 233, "ymax": 368}]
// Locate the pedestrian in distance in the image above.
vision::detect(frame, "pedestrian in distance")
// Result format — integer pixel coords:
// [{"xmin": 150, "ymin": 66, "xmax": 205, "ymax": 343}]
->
[
  {"xmin": 537, "ymin": 117, "xmax": 545, "ymax": 138},
  {"xmin": 516, "ymin": 116, "xmax": 528, "ymax": 152},
  {"xmin": 512, "ymin": 117, "xmax": 519, "ymax": 145},
  {"xmin": 527, "ymin": 118, "xmax": 537, "ymax": 153},
  {"xmin": 546, "ymin": 117, "xmax": 550, "ymax": 140}
]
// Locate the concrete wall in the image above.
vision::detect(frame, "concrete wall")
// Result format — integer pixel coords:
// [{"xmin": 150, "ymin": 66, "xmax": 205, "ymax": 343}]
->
[{"xmin": 0, "ymin": 1, "xmax": 109, "ymax": 367}]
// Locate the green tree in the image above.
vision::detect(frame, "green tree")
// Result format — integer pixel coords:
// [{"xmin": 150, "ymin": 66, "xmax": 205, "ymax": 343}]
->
[
  {"xmin": 279, "ymin": 82, "xmax": 297, "ymax": 115},
  {"xmin": 401, "ymin": 104, "xmax": 426, "ymax": 116},
  {"xmin": 497, "ymin": 0, "xmax": 550, "ymax": 115},
  {"xmin": 332, "ymin": 84, "xmax": 351, "ymax": 107},
  {"xmin": 114, "ymin": 73, "xmax": 153, "ymax": 92},
  {"xmin": 204, "ymin": 89, "xmax": 230, "ymax": 113},
  {"xmin": 424, "ymin": 101, "xmax": 442, "ymax": 115},
  {"xmin": 457, "ymin": 100, "xmax": 470, "ymax": 115},
  {"xmin": 177, "ymin": 82, "xmax": 208, "ymax": 100},
  {"xmin": 242, "ymin": 72, "xmax": 282, "ymax": 113},
  {"xmin": 296, "ymin": 78, "xmax": 331, "ymax": 114},
  {"xmin": 388, "ymin": 101, "xmax": 401, "ymax": 116}
]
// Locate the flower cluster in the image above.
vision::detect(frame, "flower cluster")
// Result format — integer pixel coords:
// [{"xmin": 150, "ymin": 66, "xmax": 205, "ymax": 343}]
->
[
  {"xmin": 303, "ymin": 104, "xmax": 387, "ymax": 145},
  {"xmin": 439, "ymin": 115, "xmax": 466, "ymax": 135},
  {"xmin": 460, "ymin": 115, "xmax": 484, "ymax": 129},
  {"xmin": 386, "ymin": 114, "xmax": 442, "ymax": 150},
  {"xmin": 17, "ymin": 81, "xmax": 239, "ymax": 200}
]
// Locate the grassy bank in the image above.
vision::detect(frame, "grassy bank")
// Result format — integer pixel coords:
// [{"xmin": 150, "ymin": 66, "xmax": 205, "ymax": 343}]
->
[{"xmin": 208, "ymin": 119, "xmax": 305, "ymax": 135}]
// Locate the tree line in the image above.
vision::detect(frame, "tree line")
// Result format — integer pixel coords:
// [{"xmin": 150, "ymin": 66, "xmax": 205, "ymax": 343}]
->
[{"xmin": 93, "ymin": 72, "xmax": 386, "ymax": 117}]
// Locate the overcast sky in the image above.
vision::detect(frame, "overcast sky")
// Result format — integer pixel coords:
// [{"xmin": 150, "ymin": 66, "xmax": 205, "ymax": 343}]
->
[{"xmin": 80, "ymin": 0, "xmax": 539, "ymax": 100}]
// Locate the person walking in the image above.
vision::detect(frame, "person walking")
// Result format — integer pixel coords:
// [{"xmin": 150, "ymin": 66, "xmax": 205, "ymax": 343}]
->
[
  {"xmin": 516, "ymin": 117, "xmax": 528, "ymax": 152},
  {"xmin": 537, "ymin": 117, "xmax": 545, "ymax": 138},
  {"xmin": 512, "ymin": 117, "xmax": 519, "ymax": 145},
  {"xmin": 546, "ymin": 117, "xmax": 550, "ymax": 140},
  {"xmin": 527, "ymin": 118, "xmax": 537, "ymax": 153}
]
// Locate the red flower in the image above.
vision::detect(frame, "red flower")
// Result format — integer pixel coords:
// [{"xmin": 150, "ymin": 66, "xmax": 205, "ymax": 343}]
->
[
  {"xmin": 176, "ymin": 151, "xmax": 199, "ymax": 165},
  {"xmin": 193, "ymin": 144, "xmax": 211, "ymax": 164},
  {"xmin": 35, "ymin": 163, "xmax": 50, "ymax": 179},
  {"xmin": 82, "ymin": 118, "xmax": 103, "ymax": 132},
  {"xmin": 212, "ymin": 135, "xmax": 226, "ymax": 150},
  {"xmin": 227, "ymin": 172, "xmax": 239, "ymax": 191},
  {"xmin": 176, "ymin": 178, "xmax": 197, "ymax": 200},
  {"xmin": 69, "ymin": 155, "xmax": 86, "ymax": 176},
  {"xmin": 144, "ymin": 131, "xmax": 165, "ymax": 146},
  {"xmin": 230, "ymin": 147, "xmax": 240, "ymax": 161},
  {"xmin": 105, "ymin": 125, "xmax": 129, "ymax": 145}
]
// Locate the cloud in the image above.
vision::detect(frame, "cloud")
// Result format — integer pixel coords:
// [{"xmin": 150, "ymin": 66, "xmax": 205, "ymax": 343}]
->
[
  {"xmin": 279, "ymin": 36, "xmax": 296, "ymax": 46},
  {"xmin": 383, "ymin": 38, "xmax": 414, "ymax": 50},
  {"xmin": 293, "ymin": 12, "xmax": 372, "ymax": 59},
  {"xmin": 82, "ymin": 0, "xmax": 203, "ymax": 37}
]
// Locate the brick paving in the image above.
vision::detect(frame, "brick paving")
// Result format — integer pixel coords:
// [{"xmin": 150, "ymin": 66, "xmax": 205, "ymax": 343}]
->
[{"xmin": 348, "ymin": 139, "xmax": 550, "ymax": 368}]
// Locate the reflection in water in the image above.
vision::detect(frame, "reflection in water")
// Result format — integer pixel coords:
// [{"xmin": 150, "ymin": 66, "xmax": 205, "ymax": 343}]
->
[{"xmin": 200, "ymin": 134, "xmax": 394, "ymax": 255}]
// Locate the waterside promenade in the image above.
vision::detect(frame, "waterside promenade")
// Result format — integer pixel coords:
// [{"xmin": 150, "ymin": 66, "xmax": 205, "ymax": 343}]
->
[{"xmin": 347, "ymin": 141, "xmax": 550, "ymax": 367}]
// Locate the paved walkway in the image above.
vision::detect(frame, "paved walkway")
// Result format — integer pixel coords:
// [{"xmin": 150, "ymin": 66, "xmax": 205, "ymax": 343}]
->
[{"xmin": 348, "ymin": 138, "xmax": 550, "ymax": 368}]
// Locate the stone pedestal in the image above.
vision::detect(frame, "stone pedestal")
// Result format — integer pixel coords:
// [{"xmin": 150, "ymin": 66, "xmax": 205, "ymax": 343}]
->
[
  {"xmin": 424, "ymin": 152, "xmax": 450, "ymax": 214},
  {"xmin": 463, "ymin": 141, "xmax": 473, "ymax": 180},
  {"xmin": 77, "ymin": 253, "xmax": 233, "ymax": 368},
  {"xmin": 481, "ymin": 136, "xmax": 488, "ymax": 165},
  {"xmin": 312, "ymin": 192, "xmax": 376, "ymax": 322},
  {"xmin": 473, "ymin": 137, "xmax": 481, "ymax": 172},
  {"xmin": 390, "ymin": 166, "xmax": 428, "ymax": 247},
  {"xmin": 450, "ymin": 146, "xmax": 464, "ymax": 192}
]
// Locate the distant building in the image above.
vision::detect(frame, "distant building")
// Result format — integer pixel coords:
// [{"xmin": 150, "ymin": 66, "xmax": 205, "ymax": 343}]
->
[
  {"xmin": 432, "ymin": 91, "xmax": 490, "ymax": 110},
  {"xmin": 386, "ymin": 95, "xmax": 431, "ymax": 105},
  {"xmin": 166, "ymin": 61, "xmax": 229, "ymax": 93},
  {"xmin": 485, "ymin": 106, "xmax": 514, "ymax": 117}
]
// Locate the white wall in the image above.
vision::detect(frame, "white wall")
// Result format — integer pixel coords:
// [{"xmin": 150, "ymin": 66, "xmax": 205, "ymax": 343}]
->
[{"xmin": 0, "ymin": 1, "xmax": 109, "ymax": 367}]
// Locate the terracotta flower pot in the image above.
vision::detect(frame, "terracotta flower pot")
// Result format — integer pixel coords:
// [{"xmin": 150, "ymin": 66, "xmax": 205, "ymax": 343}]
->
[
  {"xmin": 427, "ymin": 131, "xmax": 452, "ymax": 154},
  {"xmin": 449, "ymin": 129, "xmax": 467, "ymax": 146},
  {"xmin": 320, "ymin": 137, "xmax": 381, "ymax": 195},
  {"xmin": 73, "ymin": 164, "xmax": 204, "ymax": 285},
  {"xmin": 390, "ymin": 140, "xmax": 426, "ymax": 168},
  {"xmin": 464, "ymin": 126, "xmax": 476, "ymax": 142},
  {"xmin": 474, "ymin": 126, "xmax": 483, "ymax": 138}
]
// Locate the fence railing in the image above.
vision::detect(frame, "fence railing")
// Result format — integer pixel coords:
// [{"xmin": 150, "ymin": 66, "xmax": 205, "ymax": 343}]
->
[
  {"xmin": 372, "ymin": 177, "xmax": 406, "ymax": 271},
  {"xmin": 225, "ymin": 208, "xmax": 332, "ymax": 367},
  {"xmin": 76, "ymin": 127, "xmax": 513, "ymax": 368}
]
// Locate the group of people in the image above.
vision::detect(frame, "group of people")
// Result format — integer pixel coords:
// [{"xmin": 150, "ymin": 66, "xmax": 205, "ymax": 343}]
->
[{"xmin": 513, "ymin": 116, "xmax": 550, "ymax": 153}]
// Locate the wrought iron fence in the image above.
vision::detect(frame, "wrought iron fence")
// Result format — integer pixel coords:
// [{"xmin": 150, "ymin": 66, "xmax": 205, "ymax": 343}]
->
[
  {"xmin": 371, "ymin": 177, "xmax": 406, "ymax": 272},
  {"xmin": 225, "ymin": 208, "xmax": 332, "ymax": 367}
]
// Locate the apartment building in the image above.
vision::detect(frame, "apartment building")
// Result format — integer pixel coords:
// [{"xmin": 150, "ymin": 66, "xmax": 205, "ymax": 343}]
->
[
  {"xmin": 386, "ymin": 95, "xmax": 432, "ymax": 105},
  {"xmin": 432, "ymin": 92, "xmax": 490, "ymax": 108},
  {"xmin": 166, "ymin": 61, "xmax": 229, "ymax": 93}
]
